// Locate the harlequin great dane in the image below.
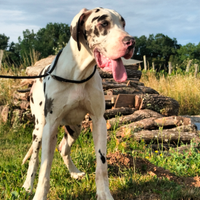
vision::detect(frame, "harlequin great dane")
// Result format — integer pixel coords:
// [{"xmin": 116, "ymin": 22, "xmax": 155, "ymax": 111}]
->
[{"xmin": 22, "ymin": 7, "xmax": 135, "ymax": 200}]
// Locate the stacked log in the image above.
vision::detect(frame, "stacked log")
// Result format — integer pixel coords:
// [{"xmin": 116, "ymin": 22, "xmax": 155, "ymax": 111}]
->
[{"xmin": 1, "ymin": 55, "xmax": 198, "ymax": 148}]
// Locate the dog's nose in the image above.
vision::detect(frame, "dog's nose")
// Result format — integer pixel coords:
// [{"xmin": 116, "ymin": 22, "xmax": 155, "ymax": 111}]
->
[{"xmin": 122, "ymin": 36, "xmax": 135, "ymax": 47}]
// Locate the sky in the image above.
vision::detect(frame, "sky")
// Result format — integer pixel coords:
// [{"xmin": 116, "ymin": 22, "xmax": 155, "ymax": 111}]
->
[{"xmin": 0, "ymin": 0, "xmax": 199, "ymax": 46}]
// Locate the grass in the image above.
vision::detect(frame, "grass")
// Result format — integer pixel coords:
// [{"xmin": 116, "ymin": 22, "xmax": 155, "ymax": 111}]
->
[
  {"xmin": 1, "ymin": 68, "xmax": 200, "ymax": 199},
  {"xmin": 1, "ymin": 122, "xmax": 200, "ymax": 200},
  {"xmin": 140, "ymin": 70, "xmax": 200, "ymax": 115}
]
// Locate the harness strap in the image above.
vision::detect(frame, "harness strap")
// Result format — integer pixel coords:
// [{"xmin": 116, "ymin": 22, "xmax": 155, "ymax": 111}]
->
[
  {"xmin": 50, "ymin": 65, "xmax": 97, "ymax": 83},
  {"xmin": 0, "ymin": 49, "xmax": 97, "ymax": 84},
  {"xmin": 0, "ymin": 49, "xmax": 63, "ymax": 79}
]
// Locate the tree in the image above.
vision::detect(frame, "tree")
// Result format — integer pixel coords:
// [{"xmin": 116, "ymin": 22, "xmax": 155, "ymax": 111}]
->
[
  {"xmin": 17, "ymin": 23, "xmax": 71, "ymax": 65},
  {"xmin": 0, "ymin": 34, "xmax": 21, "ymax": 67},
  {"xmin": 177, "ymin": 43, "xmax": 199, "ymax": 62},
  {"xmin": 0, "ymin": 34, "xmax": 10, "ymax": 50},
  {"xmin": 35, "ymin": 23, "xmax": 70, "ymax": 58},
  {"xmin": 133, "ymin": 33, "xmax": 181, "ymax": 71}
]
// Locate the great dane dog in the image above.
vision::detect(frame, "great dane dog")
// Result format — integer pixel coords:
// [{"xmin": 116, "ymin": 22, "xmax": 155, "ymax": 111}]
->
[{"xmin": 22, "ymin": 7, "xmax": 135, "ymax": 200}]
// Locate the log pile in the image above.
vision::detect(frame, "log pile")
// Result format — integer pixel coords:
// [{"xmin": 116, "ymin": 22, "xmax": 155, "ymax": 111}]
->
[{"xmin": 0, "ymin": 55, "xmax": 198, "ymax": 148}]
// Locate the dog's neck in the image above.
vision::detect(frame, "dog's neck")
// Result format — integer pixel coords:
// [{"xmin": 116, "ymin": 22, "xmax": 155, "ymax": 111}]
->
[{"xmin": 53, "ymin": 37, "xmax": 96, "ymax": 81}]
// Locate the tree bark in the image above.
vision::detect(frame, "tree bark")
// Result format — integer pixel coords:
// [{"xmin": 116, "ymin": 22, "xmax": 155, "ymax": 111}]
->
[
  {"xmin": 154, "ymin": 116, "xmax": 193, "ymax": 127},
  {"xmin": 139, "ymin": 94, "xmax": 179, "ymax": 116},
  {"xmin": 104, "ymin": 87, "xmax": 142, "ymax": 95},
  {"xmin": 116, "ymin": 126, "xmax": 197, "ymax": 143},
  {"xmin": 106, "ymin": 109, "xmax": 163, "ymax": 130},
  {"xmin": 102, "ymin": 82, "xmax": 130, "ymax": 90},
  {"xmin": 137, "ymin": 86, "xmax": 159, "ymax": 94},
  {"xmin": 104, "ymin": 107, "xmax": 136, "ymax": 119},
  {"xmin": 102, "ymin": 79, "xmax": 144, "ymax": 87},
  {"xmin": 116, "ymin": 116, "xmax": 196, "ymax": 137},
  {"xmin": 168, "ymin": 62, "xmax": 172, "ymax": 74}
]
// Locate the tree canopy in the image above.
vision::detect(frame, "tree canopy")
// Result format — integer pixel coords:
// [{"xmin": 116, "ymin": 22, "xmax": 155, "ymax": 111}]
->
[{"xmin": 1, "ymin": 23, "xmax": 71, "ymax": 67}]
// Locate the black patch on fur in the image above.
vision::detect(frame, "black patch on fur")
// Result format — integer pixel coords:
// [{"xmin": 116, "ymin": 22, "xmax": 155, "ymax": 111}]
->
[
  {"xmin": 39, "ymin": 101, "xmax": 42, "ymax": 106},
  {"xmin": 39, "ymin": 68, "xmax": 45, "ymax": 82},
  {"xmin": 43, "ymin": 82, "xmax": 46, "ymax": 93},
  {"xmin": 97, "ymin": 15, "xmax": 108, "ymax": 22},
  {"xmin": 65, "ymin": 125, "xmax": 74, "ymax": 137},
  {"xmin": 33, "ymin": 134, "xmax": 37, "ymax": 141},
  {"xmin": 32, "ymin": 114, "xmax": 35, "ymax": 122},
  {"xmin": 98, "ymin": 149, "xmax": 106, "ymax": 164},
  {"xmin": 94, "ymin": 26, "xmax": 99, "ymax": 37},
  {"xmin": 121, "ymin": 16, "xmax": 125, "ymax": 22},
  {"xmin": 95, "ymin": 9, "xmax": 100, "ymax": 13},
  {"xmin": 91, "ymin": 16, "xmax": 100, "ymax": 23},
  {"xmin": 103, "ymin": 29, "xmax": 108, "ymax": 36},
  {"xmin": 31, "ymin": 173, "xmax": 33, "ymax": 177},
  {"xmin": 36, "ymin": 119, "xmax": 39, "ymax": 124},
  {"xmin": 31, "ymin": 97, "xmax": 34, "ymax": 104},
  {"xmin": 64, "ymin": 133, "xmax": 67, "ymax": 138},
  {"xmin": 44, "ymin": 95, "xmax": 54, "ymax": 117},
  {"xmin": 48, "ymin": 77, "xmax": 50, "ymax": 80},
  {"xmin": 83, "ymin": 30, "xmax": 87, "ymax": 41},
  {"xmin": 80, "ymin": 20, "xmax": 85, "ymax": 26},
  {"xmin": 87, "ymin": 29, "xmax": 93, "ymax": 37}
]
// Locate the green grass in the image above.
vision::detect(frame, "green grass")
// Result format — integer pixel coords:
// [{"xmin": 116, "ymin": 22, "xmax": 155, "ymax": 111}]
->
[{"xmin": 1, "ymin": 122, "xmax": 200, "ymax": 200}]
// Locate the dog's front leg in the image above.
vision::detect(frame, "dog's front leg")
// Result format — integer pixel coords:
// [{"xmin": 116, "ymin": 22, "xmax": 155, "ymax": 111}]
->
[
  {"xmin": 91, "ymin": 116, "xmax": 114, "ymax": 200},
  {"xmin": 33, "ymin": 121, "xmax": 58, "ymax": 200}
]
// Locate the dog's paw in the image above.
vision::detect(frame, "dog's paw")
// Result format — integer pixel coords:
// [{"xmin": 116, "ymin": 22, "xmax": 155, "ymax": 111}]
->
[
  {"xmin": 70, "ymin": 172, "xmax": 85, "ymax": 179},
  {"xmin": 22, "ymin": 183, "xmax": 32, "ymax": 193},
  {"xmin": 96, "ymin": 192, "xmax": 114, "ymax": 200}
]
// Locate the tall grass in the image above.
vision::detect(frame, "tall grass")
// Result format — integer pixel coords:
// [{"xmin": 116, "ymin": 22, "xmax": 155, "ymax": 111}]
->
[
  {"xmin": 0, "ymin": 48, "xmax": 40, "ymax": 105},
  {"xmin": 0, "ymin": 69, "xmax": 22, "ymax": 105},
  {"xmin": 21, "ymin": 49, "xmax": 40, "ymax": 68},
  {"xmin": 141, "ymin": 71, "xmax": 200, "ymax": 115}
]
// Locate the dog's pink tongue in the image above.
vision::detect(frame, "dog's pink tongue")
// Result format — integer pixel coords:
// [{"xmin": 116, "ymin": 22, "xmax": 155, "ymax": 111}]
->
[{"xmin": 111, "ymin": 58, "xmax": 127, "ymax": 82}]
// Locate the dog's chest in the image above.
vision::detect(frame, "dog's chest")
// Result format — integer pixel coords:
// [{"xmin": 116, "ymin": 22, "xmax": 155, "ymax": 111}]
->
[{"xmin": 59, "ymin": 85, "xmax": 90, "ymax": 125}]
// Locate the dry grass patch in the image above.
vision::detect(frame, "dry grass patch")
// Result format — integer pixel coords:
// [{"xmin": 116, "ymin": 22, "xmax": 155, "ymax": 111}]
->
[{"xmin": 141, "ymin": 71, "xmax": 200, "ymax": 115}]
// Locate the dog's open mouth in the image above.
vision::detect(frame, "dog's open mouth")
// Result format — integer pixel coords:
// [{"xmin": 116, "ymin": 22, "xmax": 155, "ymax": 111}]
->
[{"xmin": 94, "ymin": 49, "xmax": 133, "ymax": 83}]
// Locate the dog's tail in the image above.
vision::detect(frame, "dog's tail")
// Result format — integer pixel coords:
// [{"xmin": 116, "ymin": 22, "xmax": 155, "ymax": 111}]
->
[{"xmin": 22, "ymin": 145, "xmax": 33, "ymax": 165}]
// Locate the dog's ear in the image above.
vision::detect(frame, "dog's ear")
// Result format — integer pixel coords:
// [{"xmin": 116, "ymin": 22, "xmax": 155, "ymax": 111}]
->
[{"xmin": 70, "ymin": 8, "xmax": 92, "ymax": 51}]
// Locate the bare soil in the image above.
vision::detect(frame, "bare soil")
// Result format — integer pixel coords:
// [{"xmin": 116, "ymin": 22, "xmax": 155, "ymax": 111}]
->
[{"xmin": 107, "ymin": 151, "xmax": 200, "ymax": 188}]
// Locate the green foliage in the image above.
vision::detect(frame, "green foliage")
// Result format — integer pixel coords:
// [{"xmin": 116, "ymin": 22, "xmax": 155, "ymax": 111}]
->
[
  {"xmin": 133, "ymin": 33, "xmax": 181, "ymax": 71},
  {"xmin": 0, "ymin": 34, "xmax": 10, "ymax": 50},
  {"xmin": 1, "ymin": 23, "xmax": 71, "ymax": 68},
  {"xmin": 1, "ymin": 122, "xmax": 200, "ymax": 199},
  {"xmin": 18, "ymin": 23, "xmax": 70, "ymax": 61}
]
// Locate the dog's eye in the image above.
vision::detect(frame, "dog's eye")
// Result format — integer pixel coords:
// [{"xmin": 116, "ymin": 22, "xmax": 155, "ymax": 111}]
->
[{"xmin": 101, "ymin": 21, "xmax": 108, "ymax": 27}]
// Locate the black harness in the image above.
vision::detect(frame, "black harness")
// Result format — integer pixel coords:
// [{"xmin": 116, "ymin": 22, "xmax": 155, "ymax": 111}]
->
[{"xmin": 0, "ymin": 49, "xmax": 97, "ymax": 84}]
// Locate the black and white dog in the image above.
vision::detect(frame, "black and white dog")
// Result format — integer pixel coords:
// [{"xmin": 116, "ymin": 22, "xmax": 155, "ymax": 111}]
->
[{"xmin": 22, "ymin": 7, "xmax": 135, "ymax": 200}]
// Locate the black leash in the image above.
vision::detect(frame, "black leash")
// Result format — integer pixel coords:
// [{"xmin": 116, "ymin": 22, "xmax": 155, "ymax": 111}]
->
[{"xmin": 0, "ymin": 49, "xmax": 97, "ymax": 84}]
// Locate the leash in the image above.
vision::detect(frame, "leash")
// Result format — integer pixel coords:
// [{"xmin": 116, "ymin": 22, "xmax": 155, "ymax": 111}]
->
[{"xmin": 0, "ymin": 49, "xmax": 97, "ymax": 84}]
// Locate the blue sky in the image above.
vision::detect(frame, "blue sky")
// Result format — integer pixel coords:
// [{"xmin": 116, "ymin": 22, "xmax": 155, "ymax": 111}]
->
[{"xmin": 0, "ymin": 0, "xmax": 199, "ymax": 46}]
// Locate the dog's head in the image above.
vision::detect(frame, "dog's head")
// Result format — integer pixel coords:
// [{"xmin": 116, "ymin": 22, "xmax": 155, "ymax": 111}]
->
[{"xmin": 70, "ymin": 7, "xmax": 135, "ymax": 82}]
